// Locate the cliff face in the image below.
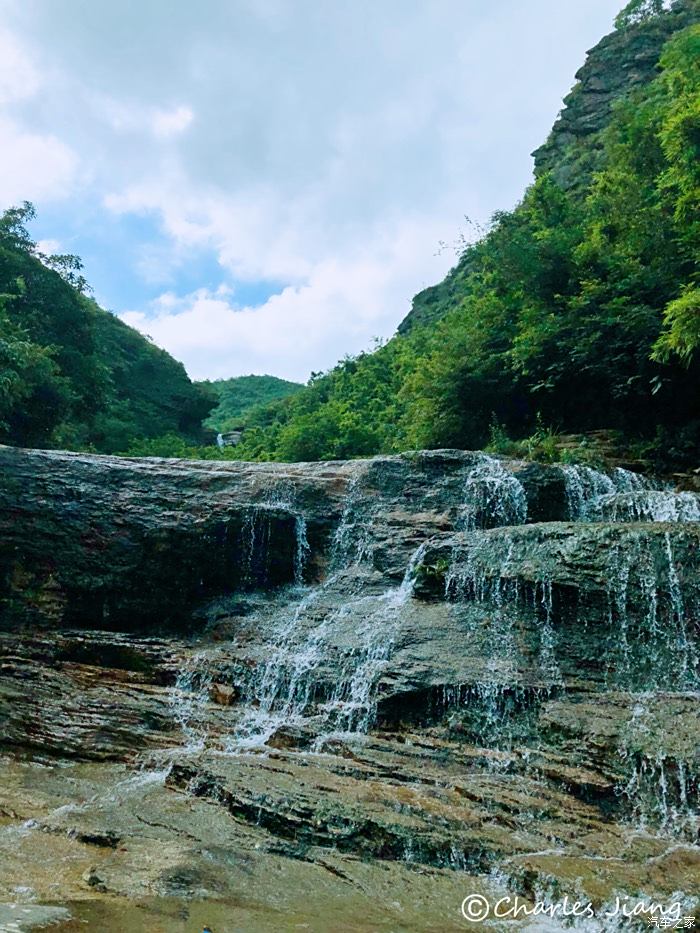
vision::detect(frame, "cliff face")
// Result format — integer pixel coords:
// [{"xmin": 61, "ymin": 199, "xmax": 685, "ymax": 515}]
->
[
  {"xmin": 532, "ymin": 0, "xmax": 700, "ymax": 186},
  {"xmin": 398, "ymin": 0, "xmax": 700, "ymax": 338},
  {"xmin": 0, "ymin": 446, "xmax": 356, "ymax": 629},
  {"xmin": 0, "ymin": 445, "xmax": 572, "ymax": 631},
  {"xmin": 0, "ymin": 446, "xmax": 699, "ymax": 927}
]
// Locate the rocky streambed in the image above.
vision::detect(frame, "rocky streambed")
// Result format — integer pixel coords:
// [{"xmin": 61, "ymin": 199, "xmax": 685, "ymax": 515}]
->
[{"xmin": 0, "ymin": 445, "xmax": 698, "ymax": 931}]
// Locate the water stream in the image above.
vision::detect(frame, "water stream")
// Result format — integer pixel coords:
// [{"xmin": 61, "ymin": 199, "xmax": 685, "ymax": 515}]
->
[{"xmin": 156, "ymin": 455, "xmax": 700, "ymax": 861}]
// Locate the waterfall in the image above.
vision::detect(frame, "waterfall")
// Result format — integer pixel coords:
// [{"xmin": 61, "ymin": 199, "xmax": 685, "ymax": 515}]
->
[
  {"xmin": 238, "ymin": 506, "xmax": 269, "ymax": 587},
  {"xmin": 438, "ymin": 682, "xmax": 546, "ymax": 754},
  {"xmin": 562, "ymin": 464, "xmax": 615, "ymax": 520},
  {"xmin": 318, "ymin": 541, "xmax": 428, "ymax": 736},
  {"xmin": 459, "ymin": 454, "xmax": 527, "ymax": 529},
  {"xmin": 172, "ymin": 661, "xmax": 214, "ymax": 753},
  {"xmin": 236, "ymin": 496, "xmax": 312, "ymax": 589},
  {"xmin": 444, "ymin": 526, "xmax": 698, "ymax": 692},
  {"xmin": 561, "ymin": 465, "xmax": 648, "ymax": 520},
  {"xmin": 328, "ymin": 471, "xmax": 377, "ymax": 569},
  {"xmin": 603, "ymin": 530, "xmax": 697, "ymax": 690},
  {"xmin": 616, "ymin": 698, "xmax": 698, "ymax": 839},
  {"xmin": 230, "ymin": 541, "xmax": 425, "ymax": 749},
  {"xmin": 167, "ymin": 452, "xmax": 697, "ymax": 854},
  {"xmin": 294, "ymin": 514, "xmax": 310, "ymax": 585},
  {"xmin": 597, "ymin": 489, "xmax": 700, "ymax": 523},
  {"xmin": 611, "ymin": 466, "xmax": 653, "ymax": 492},
  {"xmin": 445, "ymin": 533, "xmax": 522, "ymax": 607},
  {"xmin": 172, "ymin": 472, "xmax": 382, "ymax": 752},
  {"xmin": 562, "ymin": 464, "xmax": 699, "ymax": 523}
]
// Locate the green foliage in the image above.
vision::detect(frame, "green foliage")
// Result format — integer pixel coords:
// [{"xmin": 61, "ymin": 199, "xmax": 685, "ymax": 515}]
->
[
  {"xmin": 652, "ymin": 25, "xmax": 700, "ymax": 360},
  {"xmin": 615, "ymin": 0, "xmax": 666, "ymax": 30},
  {"xmin": 0, "ymin": 288, "xmax": 70, "ymax": 444},
  {"xmin": 485, "ymin": 418, "xmax": 606, "ymax": 466},
  {"xmin": 654, "ymin": 286, "xmax": 700, "ymax": 360},
  {"xmin": 200, "ymin": 374, "xmax": 302, "ymax": 433},
  {"xmin": 87, "ymin": 309, "xmax": 213, "ymax": 453},
  {"xmin": 4, "ymin": 6, "xmax": 699, "ymax": 469},
  {"xmin": 225, "ymin": 11, "xmax": 700, "ymax": 468},
  {"xmin": 0, "ymin": 204, "xmax": 213, "ymax": 452}
]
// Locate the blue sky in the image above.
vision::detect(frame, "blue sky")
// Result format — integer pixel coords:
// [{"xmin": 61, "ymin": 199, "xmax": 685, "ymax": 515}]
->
[{"xmin": 1, "ymin": 0, "xmax": 623, "ymax": 382}]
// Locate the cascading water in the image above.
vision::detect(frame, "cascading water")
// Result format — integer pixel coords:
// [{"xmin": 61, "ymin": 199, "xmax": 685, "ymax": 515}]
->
[
  {"xmin": 459, "ymin": 454, "xmax": 528, "ymax": 529},
  {"xmin": 445, "ymin": 538, "xmax": 563, "ymax": 691},
  {"xmin": 562, "ymin": 464, "xmax": 651, "ymax": 520},
  {"xmin": 173, "ymin": 467, "xmax": 420, "ymax": 751},
  {"xmin": 562, "ymin": 463, "xmax": 699, "ymax": 523},
  {"xmin": 603, "ymin": 530, "xmax": 697, "ymax": 690},
  {"xmin": 445, "ymin": 526, "xmax": 697, "ymax": 691},
  {"xmin": 562, "ymin": 464, "xmax": 617, "ymax": 520},
  {"xmin": 328, "ymin": 470, "xmax": 378, "ymax": 569},
  {"xmin": 597, "ymin": 489, "xmax": 700, "ymax": 523},
  {"xmin": 172, "ymin": 497, "xmax": 312, "ymax": 740},
  {"xmin": 294, "ymin": 514, "xmax": 310, "ymax": 585},
  {"xmin": 171, "ymin": 661, "xmax": 215, "ymax": 753},
  {"xmin": 240, "ymin": 487, "xmax": 312, "ymax": 587},
  {"xmin": 238, "ymin": 505, "xmax": 273, "ymax": 587},
  {"xmin": 170, "ymin": 453, "xmax": 698, "ymax": 850},
  {"xmin": 441, "ymin": 516, "xmax": 699, "ymax": 837},
  {"xmin": 318, "ymin": 541, "xmax": 429, "ymax": 736},
  {"xmin": 230, "ymin": 539, "xmax": 426, "ymax": 749},
  {"xmin": 617, "ymin": 700, "xmax": 699, "ymax": 839},
  {"xmin": 10, "ymin": 445, "xmax": 700, "ymax": 924}
]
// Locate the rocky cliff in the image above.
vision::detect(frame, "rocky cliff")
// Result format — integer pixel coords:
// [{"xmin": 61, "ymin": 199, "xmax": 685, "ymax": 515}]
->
[
  {"xmin": 399, "ymin": 0, "xmax": 700, "ymax": 338},
  {"xmin": 532, "ymin": 0, "xmax": 700, "ymax": 186},
  {"xmin": 0, "ymin": 446, "xmax": 698, "ymax": 930}
]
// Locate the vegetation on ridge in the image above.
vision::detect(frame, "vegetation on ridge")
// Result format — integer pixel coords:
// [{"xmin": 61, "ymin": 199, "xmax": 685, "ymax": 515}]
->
[
  {"xmin": 200, "ymin": 375, "xmax": 303, "ymax": 434},
  {"xmin": 0, "ymin": 203, "xmax": 213, "ymax": 452},
  {"xmin": 1, "ymin": 1, "xmax": 698, "ymax": 469},
  {"xmin": 221, "ymin": 3, "xmax": 700, "ymax": 469}
]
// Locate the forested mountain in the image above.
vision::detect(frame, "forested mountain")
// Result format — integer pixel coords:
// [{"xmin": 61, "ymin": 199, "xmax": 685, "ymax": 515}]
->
[
  {"xmin": 0, "ymin": 204, "xmax": 213, "ymax": 453},
  {"xmin": 228, "ymin": 0, "xmax": 700, "ymax": 468},
  {"xmin": 3, "ymin": 1, "xmax": 698, "ymax": 467},
  {"xmin": 200, "ymin": 375, "xmax": 302, "ymax": 433}
]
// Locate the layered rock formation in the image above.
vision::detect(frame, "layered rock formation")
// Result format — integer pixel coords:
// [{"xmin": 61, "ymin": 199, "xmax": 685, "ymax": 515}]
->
[
  {"xmin": 532, "ymin": 0, "xmax": 700, "ymax": 186},
  {"xmin": 0, "ymin": 446, "xmax": 698, "ymax": 930}
]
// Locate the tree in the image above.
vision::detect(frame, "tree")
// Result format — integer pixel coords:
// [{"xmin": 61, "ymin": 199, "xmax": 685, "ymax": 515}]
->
[
  {"xmin": 0, "ymin": 288, "xmax": 70, "ymax": 444},
  {"xmin": 615, "ymin": 0, "xmax": 667, "ymax": 30}
]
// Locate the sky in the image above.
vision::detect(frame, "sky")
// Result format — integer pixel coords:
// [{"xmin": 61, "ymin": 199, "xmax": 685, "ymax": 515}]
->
[{"xmin": 0, "ymin": 0, "xmax": 623, "ymax": 383}]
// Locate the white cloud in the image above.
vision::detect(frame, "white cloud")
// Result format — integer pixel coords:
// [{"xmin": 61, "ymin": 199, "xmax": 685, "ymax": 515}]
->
[
  {"xmin": 152, "ymin": 105, "xmax": 194, "ymax": 139},
  {"xmin": 35, "ymin": 238, "xmax": 62, "ymax": 254},
  {"xmin": 0, "ymin": 28, "xmax": 40, "ymax": 104},
  {"xmin": 0, "ymin": 24, "xmax": 75, "ymax": 205},
  {"xmin": 120, "ymin": 216, "xmax": 446, "ymax": 381},
  {"xmin": 0, "ymin": 117, "xmax": 77, "ymax": 205},
  {"xmin": 1, "ymin": 0, "xmax": 624, "ymax": 379},
  {"xmin": 91, "ymin": 94, "xmax": 194, "ymax": 141}
]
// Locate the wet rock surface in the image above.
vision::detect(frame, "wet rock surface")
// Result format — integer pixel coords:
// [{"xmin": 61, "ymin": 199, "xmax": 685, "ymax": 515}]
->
[{"xmin": 0, "ymin": 446, "xmax": 698, "ymax": 930}]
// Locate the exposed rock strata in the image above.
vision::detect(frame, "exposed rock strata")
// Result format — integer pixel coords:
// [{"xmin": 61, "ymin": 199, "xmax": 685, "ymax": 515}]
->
[{"xmin": 0, "ymin": 445, "xmax": 698, "ymax": 929}]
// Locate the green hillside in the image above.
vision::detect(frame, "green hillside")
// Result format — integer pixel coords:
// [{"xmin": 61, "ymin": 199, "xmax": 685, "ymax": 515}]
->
[
  {"xmin": 0, "ymin": 204, "xmax": 213, "ymax": 453},
  {"xmin": 229, "ymin": 0, "xmax": 700, "ymax": 469},
  {"xmin": 3, "ymin": 0, "xmax": 699, "ymax": 470},
  {"xmin": 200, "ymin": 375, "xmax": 302, "ymax": 433}
]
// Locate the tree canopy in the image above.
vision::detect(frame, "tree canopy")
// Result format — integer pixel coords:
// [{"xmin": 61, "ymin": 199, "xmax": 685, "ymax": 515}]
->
[{"xmin": 0, "ymin": 204, "xmax": 213, "ymax": 452}]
